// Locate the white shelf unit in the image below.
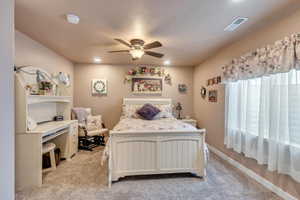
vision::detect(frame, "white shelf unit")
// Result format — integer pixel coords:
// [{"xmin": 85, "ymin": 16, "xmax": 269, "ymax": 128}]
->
[
  {"xmin": 15, "ymin": 73, "xmax": 73, "ymax": 132},
  {"xmin": 15, "ymin": 72, "xmax": 78, "ymax": 190}
]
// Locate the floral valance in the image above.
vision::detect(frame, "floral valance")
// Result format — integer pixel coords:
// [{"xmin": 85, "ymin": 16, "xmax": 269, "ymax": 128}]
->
[{"xmin": 222, "ymin": 33, "xmax": 300, "ymax": 82}]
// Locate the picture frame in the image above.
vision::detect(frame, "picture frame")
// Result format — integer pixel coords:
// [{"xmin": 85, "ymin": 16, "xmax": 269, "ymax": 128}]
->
[
  {"xmin": 207, "ymin": 76, "xmax": 222, "ymax": 86},
  {"xmin": 217, "ymin": 76, "xmax": 222, "ymax": 84},
  {"xmin": 208, "ymin": 90, "xmax": 218, "ymax": 102},
  {"xmin": 91, "ymin": 79, "xmax": 107, "ymax": 95},
  {"xmin": 132, "ymin": 77, "xmax": 163, "ymax": 94},
  {"xmin": 213, "ymin": 77, "xmax": 217, "ymax": 84},
  {"xmin": 207, "ymin": 79, "xmax": 211, "ymax": 86},
  {"xmin": 178, "ymin": 84, "xmax": 187, "ymax": 93}
]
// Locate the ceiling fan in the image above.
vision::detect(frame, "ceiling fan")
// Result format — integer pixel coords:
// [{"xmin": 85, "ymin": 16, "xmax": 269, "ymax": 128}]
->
[{"xmin": 108, "ymin": 39, "xmax": 164, "ymax": 60}]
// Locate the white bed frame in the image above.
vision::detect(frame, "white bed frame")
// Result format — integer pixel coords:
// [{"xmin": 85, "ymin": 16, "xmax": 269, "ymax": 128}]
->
[{"xmin": 108, "ymin": 98, "xmax": 206, "ymax": 187}]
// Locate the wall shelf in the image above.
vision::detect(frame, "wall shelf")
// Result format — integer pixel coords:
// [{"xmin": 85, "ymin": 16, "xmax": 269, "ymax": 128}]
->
[{"xmin": 27, "ymin": 95, "xmax": 72, "ymax": 104}]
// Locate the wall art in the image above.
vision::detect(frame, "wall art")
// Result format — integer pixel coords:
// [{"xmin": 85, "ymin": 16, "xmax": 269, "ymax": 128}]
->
[
  {"xmin": 178, "ymin": 84, "xmax": 187, "ymax": 93},
  {"xmin": 91, "ymin": 79, "xmax": 107, "ymax": 95},
  {"xmin": 125, "ymin": 66, "xmax": 167, "ymax": 83},
  {"xmin": 164, "ymin": 74, "xmax": 172, "ymax": 85},
  {"xmin": 132, "ymin": 77, "xmax": 162, "ymax": 94},
  {"xmin": 127, "ymin": 66, "xmax": 165, "ymax": 77},
  {"xmin": 207, "ymin": 76, "xmax": 222, "ymax": 86},
  {"xmin": 208, "ymin": 90, "xmax": 218, "ymax": 102},
  {"xmin": 200, "ymin": 87, "xmax": 207, "ymax": 98}
]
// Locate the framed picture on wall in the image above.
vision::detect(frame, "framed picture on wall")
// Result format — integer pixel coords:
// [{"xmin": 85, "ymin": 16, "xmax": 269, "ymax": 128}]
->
[
  {"xmin": 91, "ymin": 79, "xmax": 107, "ymax": 95},
  {"xmin": 208, "ymin": 90, "xmax": 218, "ymax": 102},
  {"xmin": 132, "ymin": 77, "xmax": 163, "ymax": 95},
  {"xmin": 178, "ymin": 84, "xmax": 187, "ymax": 93}
]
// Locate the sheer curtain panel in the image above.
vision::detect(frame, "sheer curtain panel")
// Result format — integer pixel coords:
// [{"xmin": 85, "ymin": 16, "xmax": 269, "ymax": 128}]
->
[{"xmin": 225, "ymin": 69, "xmax": 300, "ymax": 182}]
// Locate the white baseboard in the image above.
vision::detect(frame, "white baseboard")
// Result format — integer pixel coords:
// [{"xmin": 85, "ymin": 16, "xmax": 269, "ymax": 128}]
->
[{"xmin": 207, "ymin": 144, "xmax": 298, "ymax": 200}]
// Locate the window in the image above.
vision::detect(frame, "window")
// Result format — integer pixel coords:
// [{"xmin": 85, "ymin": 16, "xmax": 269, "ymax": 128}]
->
[{"xmin": 225, "ymin": 69, "xmax": 300, "ymax": 182}]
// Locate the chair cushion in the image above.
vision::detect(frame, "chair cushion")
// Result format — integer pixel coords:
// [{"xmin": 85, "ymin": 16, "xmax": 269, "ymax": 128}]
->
[
  {"xmin": 86, "ymin": 115, "xmax": 103, "ymax": 131},
  {"xmin": 87, "ymin": 128, "xmax": 108, "ymax": 136},
  {"xmin": 137, "ymin": 104, "xmax": 161, "ymax": 120},
  {"xmin": 43, "ymin": 143, "xmax": 56, "ymax": 154}
]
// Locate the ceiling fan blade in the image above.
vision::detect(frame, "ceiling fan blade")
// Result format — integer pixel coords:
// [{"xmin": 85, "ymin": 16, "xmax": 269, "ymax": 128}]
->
[
  {"xmin": 144, "ymin": 41, "xmax": 162, "ymax": 49},
  {"xmin": 145, "ymin": 51, "xmax": 164, "ymax": 58},
  {"xmin": 108, "ymin": 50, "xmax": 130, "ymax": 53},
  {"xmin": 114, "ymin": 39, "xmax": 132, "ymax": 47}
]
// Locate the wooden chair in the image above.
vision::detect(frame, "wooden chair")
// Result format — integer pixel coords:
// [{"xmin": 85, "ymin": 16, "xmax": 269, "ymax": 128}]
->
[{"xmin": 72, "ymin": 108, "xmax": 108, "ymax": 151}]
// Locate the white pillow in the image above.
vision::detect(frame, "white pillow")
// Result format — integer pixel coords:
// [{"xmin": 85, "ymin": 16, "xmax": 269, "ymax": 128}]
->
[
  {"xmin": 153, "ymin": 104, "xmax": 174, "ymax": 119},
  {"xmin": 121, "ymin": 104, "xmax": 142, "ymax": 118},
  {"xmin": 121, "ymin": 104, "xmax": 174, "ymax": 119}
]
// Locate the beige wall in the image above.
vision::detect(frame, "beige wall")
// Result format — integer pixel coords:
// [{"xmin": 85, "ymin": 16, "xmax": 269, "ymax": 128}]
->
[
  {"xmin": 15, "ymin": 31, "xmax": 74, "ymax": 96},
  {"xmin": 74, "ymin": 64, "xmax": 194, "ymax": 129},
  {"xmin": 0, "ymin": 0, "xmax": 14, "ymax": 199},
  {"xmin": 194, "ymin": 9, "xmax": 300, "ymax": 198}
]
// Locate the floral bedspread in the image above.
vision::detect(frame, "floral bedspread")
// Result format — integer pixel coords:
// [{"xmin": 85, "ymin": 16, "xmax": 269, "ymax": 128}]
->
[{"xmin": 113, "ymin": 117, "xmax": 197, "ymax": 132}]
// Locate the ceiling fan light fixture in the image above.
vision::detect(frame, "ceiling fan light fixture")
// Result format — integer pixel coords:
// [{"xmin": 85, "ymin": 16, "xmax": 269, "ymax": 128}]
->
[
  {"xmin": 164, "ymin": 60, "xmax": 171, "ymax": 65},
  {"xmin": 129, "ymin": 49, "xmax": 144, "ymax": 59}
]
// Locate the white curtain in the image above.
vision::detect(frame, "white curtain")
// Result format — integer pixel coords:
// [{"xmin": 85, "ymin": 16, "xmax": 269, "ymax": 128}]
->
[{"xmin": 225, "ymin": 69, "xmax": 300, "ymax": 182}]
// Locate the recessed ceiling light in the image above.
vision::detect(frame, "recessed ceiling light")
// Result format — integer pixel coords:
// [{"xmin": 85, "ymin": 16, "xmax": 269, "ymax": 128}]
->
[
  {"xmin": 93, "ymin": 57, "xmax": 102, "ymax": 63},
  {"xmin": 164, "ymin": 60, "xmax": 171, "ymax": 65},
  {"xmin": 232, "ymin": 0, "xmax": 243, "ymax": 2},
  {"xmin": 66, "ymin": 14, "xmax": 80, "ymax": 24}
]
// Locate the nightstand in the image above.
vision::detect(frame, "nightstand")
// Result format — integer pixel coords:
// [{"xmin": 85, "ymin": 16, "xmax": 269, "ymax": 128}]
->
[{"xmin": 180, "ymin": 119, "xmax": 197, "ymax": 127}]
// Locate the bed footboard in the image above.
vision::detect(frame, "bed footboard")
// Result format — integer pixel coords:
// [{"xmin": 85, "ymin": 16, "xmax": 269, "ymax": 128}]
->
[{"xmin": 108, "ymin": 130, "xmax": 206, "ymax": 187}]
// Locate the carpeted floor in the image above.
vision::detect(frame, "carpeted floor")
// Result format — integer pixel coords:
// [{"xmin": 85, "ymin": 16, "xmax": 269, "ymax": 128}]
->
[{"xmin": 16, "ymin": 147, "xmax": 282, "ymax": 200}]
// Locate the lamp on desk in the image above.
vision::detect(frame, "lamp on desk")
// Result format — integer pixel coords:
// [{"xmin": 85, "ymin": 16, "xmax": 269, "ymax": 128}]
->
[{"xmin": 175, "ymin": 102, "xmax": 183, "ymax": 120}]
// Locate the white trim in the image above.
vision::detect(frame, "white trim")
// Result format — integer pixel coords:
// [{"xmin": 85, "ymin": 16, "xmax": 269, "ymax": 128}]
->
[{"xmin": 207, "ymin": 144, "xmax": 298, "ymax": 200}]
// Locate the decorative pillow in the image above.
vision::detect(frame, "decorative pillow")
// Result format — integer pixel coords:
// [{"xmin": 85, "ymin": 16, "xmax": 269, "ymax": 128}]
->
[
  {"xmin": 136, "ymin": 104, "xmax": 161, "ymax": 120},
  {"xmin": 86, "ymin": 115, "xmax": 102, "ymax": 131},
  {"xmin": 121, "ymin": 104, "xmax": 142, "ymax": 118},
  {"xmin": 153, "ymin": 104, "xmax": 174, "ymax": 119}
]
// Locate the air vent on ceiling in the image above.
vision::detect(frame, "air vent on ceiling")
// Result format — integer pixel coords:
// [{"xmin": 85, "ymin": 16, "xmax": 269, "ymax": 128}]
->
[{"xmin": 224, "ymin": 17, "xmax": 248, "ymax": 32}]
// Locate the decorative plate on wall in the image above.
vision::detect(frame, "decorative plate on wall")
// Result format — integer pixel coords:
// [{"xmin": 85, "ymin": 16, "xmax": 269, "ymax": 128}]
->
[{"xmin": 92, "ymin": 79, "xmax": 107, "ymax": 95}]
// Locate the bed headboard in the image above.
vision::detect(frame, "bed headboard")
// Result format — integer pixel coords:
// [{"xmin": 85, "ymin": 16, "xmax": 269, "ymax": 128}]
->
[{"xmin": 123, "ymin": 98, "xmax": 172, "ymax": 105}]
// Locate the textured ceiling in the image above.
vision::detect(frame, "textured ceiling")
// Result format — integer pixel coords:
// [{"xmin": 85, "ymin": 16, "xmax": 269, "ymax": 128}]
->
[{"xmin": 15, "ymin": 0, "xmax": 300, "ymax": 66}]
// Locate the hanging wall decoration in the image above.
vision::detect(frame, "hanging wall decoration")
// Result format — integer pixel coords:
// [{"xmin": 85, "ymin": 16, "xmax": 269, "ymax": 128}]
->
[
  {"xmin": 124, "ymin": 66, "xmax": 171, "ymax": 95},
  {"xmin": 132, "ymin": 77, "xmax": 162, "ymax": 94},
  {"xmin": 91, "ymin": 79, "xmax": 107, "ymax": 95},
  {"xmin": 126, "ymin": 66, "xmax": 165, "ymax": 77},
  {"xmin": 207, "ymin": 76, "xmax": 222, "ymax": 86},
  {"xmin": 125, "ymin": 66, "xmax": 166, "ymax": 82},
  {"xmin": 178, "ymin": 84, "xmax": 187, "ymax": 93},
  {"xmin": 164, "ymin": 74, "xmax": 172, "ymax": 85},
  {"xmin": 208, "ymin": 90, "xmax": 218, "ymax": 102},
  {"xmin": 200, "ymin": 87, "xmax": 207, "ymax": 98}
]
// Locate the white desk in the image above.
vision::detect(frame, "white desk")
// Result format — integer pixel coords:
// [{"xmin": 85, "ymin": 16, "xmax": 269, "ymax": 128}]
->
[{"xmin": 16, "ymin": 120, "xmax": 78, "ymax": 190}]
